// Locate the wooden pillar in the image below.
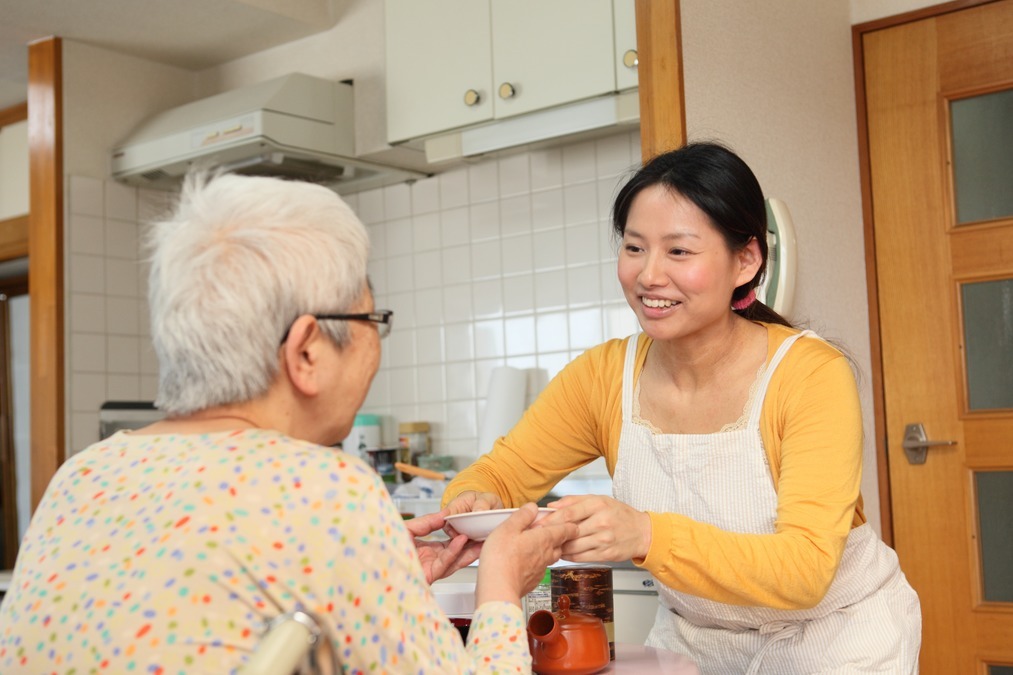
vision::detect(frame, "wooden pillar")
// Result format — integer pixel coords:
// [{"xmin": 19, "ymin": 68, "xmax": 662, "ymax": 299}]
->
[
  {"xmin": 27, "ymin": 37, "xmax": 64, "ymax": 511},
  {"xmin": 634, "ymin": 0, "xmax": 686, "ymax": 162}
]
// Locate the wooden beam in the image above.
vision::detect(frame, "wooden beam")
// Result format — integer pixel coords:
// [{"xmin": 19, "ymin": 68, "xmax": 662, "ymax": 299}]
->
[
  {"xmin": 634, "ymin": 0, "xmax": 686, "ymax": 162},
  {"xmin": 0, "ymin": 216, "xmax": 29, "ymax": 261},
  {"xmin": 0, "ymin": 102, "xmax": 28, "ymax": 129},
  {"xmin": 27, "ymin": 37, "xmax": 64, "ymax": 512}
]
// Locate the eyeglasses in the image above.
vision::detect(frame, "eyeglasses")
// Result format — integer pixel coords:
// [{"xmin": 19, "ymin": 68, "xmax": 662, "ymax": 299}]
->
[{"xmin": 280, "ymin": 310, "xmax": 394, "ymax": 344}]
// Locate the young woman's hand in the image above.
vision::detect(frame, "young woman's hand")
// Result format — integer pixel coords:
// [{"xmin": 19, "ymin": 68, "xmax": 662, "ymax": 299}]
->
[
  {"xmin": 442, "ymin": 491, "xmax": 505, "ymax": 539},
  {"xmin": 475, "ymin": 503, "xmax": 578, "ymax": 607},
  {"xmin": 406, "ymin": 510, "xmax": 482, "ymax": 584},
  {"xmin": 443, "ymin": 490, "xmax": 504, "ymax": 515},
  {"xmin": 544, "ymin": 494, "xmax": 653, "ymax": 562}
]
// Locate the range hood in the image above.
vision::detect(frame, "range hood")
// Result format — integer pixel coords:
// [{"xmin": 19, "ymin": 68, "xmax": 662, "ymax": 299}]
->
[{"xmin": 112, "ymin": 73, "xmax": 427, "ymax": 194}]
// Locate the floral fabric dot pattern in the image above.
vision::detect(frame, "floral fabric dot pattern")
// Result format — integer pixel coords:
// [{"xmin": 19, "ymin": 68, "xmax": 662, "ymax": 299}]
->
[{"xmin": 0, "ymin": 429, "xmax": 530, "ymax": 674}]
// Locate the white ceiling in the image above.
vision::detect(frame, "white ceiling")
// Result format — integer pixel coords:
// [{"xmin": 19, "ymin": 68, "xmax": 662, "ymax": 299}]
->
[{"xmin": 0, "ymin": 0, "xmax": 348, "ymax": 110}]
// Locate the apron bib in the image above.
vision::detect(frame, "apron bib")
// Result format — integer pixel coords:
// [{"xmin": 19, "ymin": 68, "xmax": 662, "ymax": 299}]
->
[{"xmin": 612, "ymin": 332, "xmax": 921, "ymax": 674}]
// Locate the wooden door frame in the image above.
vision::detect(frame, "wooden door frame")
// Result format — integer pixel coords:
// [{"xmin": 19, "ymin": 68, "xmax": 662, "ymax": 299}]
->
[
  {"xmin": 634, "ymin": 0, "xmax": 686, "ymax": 162},
  {"xmin": 851, "ymin": 0, "xmax": 998, "ymax": 545},
  {"xmin": 27, "ymin": 37, "xmax": 64, "ymax": 512}
]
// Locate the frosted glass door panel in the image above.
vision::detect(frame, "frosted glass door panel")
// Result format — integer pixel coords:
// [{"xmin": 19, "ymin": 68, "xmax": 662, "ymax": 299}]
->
[
  {"xmin": 961, "ymin": 279, "xmax": 1013, "ymax": 411},
  {"xmin": 976, "ymin": 471, "xmax": 1013, "ymax": 603},
  {"xmin": 950, "ymin": 89, "xmax": 1013, "ymax": 225}
]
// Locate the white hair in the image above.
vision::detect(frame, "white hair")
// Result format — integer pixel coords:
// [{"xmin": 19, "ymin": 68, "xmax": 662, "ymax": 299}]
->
[{"xmin": 147, "ymin": 171, "xmax": 370, "ymax": 416}]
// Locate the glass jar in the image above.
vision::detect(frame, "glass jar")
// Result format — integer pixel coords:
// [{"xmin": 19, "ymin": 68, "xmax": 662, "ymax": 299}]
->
[{"xmin": 398, "ymin": 422, "xmax": 431, "ymax": 480}]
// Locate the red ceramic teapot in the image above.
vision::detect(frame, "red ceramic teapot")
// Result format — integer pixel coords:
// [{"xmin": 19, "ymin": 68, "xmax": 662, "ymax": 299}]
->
[{"xmin": 527, "ymin": 595, "xmax": 610, "ymax": 675}]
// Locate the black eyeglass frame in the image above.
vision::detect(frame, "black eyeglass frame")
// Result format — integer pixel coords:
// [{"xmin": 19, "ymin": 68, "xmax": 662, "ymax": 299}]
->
[{"xmin": 280, "ymin": 310, "xmax": 394, "ymax": 344}]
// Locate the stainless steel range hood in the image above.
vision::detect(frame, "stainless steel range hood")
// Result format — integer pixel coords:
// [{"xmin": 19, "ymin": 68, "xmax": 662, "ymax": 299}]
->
[{"xmin": 111, "ymin": 73, "xmax": 428, "ymax": 194}]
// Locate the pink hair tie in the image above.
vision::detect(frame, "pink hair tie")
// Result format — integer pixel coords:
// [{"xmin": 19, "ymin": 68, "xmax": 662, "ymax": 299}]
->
[{"xmin": 732, "ymin": 289, "xmax": 756, "ymax": 311}]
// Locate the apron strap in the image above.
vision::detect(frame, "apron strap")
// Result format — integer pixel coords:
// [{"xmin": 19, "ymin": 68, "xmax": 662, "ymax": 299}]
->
[
  {"xmin": 745, "ymin": 621, "xmax": 806, "ymax": 675},
  {"xmin": 621, "ymin": 333, "xmax": 640, "ymax": 421},
  {"xmin": 745, "ymin": 329, "xmax": 817, "ymax": 427}
]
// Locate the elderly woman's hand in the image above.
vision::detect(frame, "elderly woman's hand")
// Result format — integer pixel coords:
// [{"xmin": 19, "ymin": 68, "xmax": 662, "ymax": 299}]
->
[{"xmin": 405, "ymin": 510, "xmax": 482, "ymax": 584}]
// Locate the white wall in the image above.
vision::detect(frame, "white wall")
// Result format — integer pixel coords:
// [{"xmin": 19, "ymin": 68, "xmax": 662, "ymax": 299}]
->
[
  {"xmin": 680, "ymin": 1, "xmax": 880, "ymax": 526},
  {"xmin": 0, "ymin": 119, "xmax": 28, "ymax": 219},
  {"xmin": 60, "ymin": 42, "xmax": 193, "ymax": 449},
  {"xmin": 63, "ymin": 174, "xmax": 170, "ymax": 451},
  {"xmin": 62, "ymin": 41, "xmax": 195, "ymax": 178}
]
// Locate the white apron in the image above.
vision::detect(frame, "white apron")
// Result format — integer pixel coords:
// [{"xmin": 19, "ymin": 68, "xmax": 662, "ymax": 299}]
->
[{"xmin": 612, "ymin": 332, "xmax": 921, "ymax": 674}]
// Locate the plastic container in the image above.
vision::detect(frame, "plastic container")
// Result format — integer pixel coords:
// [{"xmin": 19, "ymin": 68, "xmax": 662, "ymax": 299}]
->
[
  {"xmin": 398, "ymin": 421, "xmax": 431, "ymax": 480},
  {"xmin": 525, "ymin": 568, "xmax": 552, "ymax": 620},
  {"xmin": 343, "ymin": 414, "xmax": 382, "ymax": 458}
]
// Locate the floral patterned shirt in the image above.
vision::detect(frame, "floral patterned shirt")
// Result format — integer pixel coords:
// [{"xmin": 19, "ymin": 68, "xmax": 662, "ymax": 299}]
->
[{"xmin": 0, "ymin": 429, "xmax": 529, "ymax": 674}]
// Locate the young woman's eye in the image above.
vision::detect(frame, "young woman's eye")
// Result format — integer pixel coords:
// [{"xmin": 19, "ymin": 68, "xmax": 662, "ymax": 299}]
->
[
  {"xmin": 624, "ymin": 244, "xmax": 643, "ymax": 254},
  {"xmin": 669, "ymin": 248, "xmax": 689, "ymax": 256}
]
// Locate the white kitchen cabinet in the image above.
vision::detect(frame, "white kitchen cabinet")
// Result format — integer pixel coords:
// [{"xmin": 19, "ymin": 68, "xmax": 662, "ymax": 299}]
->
[
  {"xmin": 385, "ymin": 0, "xmax": 628, "ymax": 144},
  {"xmin": 489, "ymin": 0, "xmax": 615, "ymax": 120},
  {"xmin": 385, "ymin": 0, "xmax": 494, "ymax": 144},
  {"xmin": 613, "ymin": 0, "xmax": 638, "ymax": 92}
]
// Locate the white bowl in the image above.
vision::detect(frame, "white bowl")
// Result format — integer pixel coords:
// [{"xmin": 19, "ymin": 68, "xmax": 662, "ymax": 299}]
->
[{"xmin": 444, "ymin": 507, "xmax": 555, "ymax": 541}]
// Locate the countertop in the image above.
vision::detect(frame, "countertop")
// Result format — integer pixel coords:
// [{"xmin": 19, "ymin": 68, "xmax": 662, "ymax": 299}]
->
[
  {"xmin": 534, "ymin": 643, "xmax": 699, "ymax": 674},
  {"xmin": 593, "ymin": 643, "xmax": 699, "ymax": 674}
]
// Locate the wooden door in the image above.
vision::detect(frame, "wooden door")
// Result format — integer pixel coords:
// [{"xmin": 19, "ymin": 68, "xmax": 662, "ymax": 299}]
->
[{"xmin": 861, "ymin": 1, "xmax": 1013, "ymax": 672}]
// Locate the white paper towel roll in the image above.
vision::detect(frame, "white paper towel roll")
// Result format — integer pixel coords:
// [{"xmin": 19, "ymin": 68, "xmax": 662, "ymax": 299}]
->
[{"xmin": 478, "ymin": 366, "xmax": 528, "ymax": 454}]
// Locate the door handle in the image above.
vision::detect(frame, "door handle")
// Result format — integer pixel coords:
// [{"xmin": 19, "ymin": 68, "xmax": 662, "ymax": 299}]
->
[{"xmin": 902, "ymin": 423, "xmax": 956, "ymax": 464}]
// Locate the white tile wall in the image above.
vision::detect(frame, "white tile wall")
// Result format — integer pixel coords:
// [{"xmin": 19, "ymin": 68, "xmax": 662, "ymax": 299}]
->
[
  {"xmin": 354, "ymin": 130, "xmax": 644, "ymax": 464},
  {"xmin": 61, "ymin": 130, "xmax": 644, "ymax": 464},
  {"xmin": 65, "ymin": 176, "xmax": 162, "ymax": 452}
]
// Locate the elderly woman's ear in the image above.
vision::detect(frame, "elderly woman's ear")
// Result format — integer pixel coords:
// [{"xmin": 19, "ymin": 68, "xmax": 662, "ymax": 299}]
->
[{"xmin": 279, "ymin": 314, "xmax": 330, "ymax": 397}]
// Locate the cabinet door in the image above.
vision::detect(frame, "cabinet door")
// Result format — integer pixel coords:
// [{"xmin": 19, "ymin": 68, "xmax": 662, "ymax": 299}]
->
[
  {"xmin": 613, "ymin": 0, "xmax": 638, "ymax": 92},
  {"xmin": 385, "ymin": 0, "xmax": 493, "ymax": 143},
  {"xmin": 490, "ymin": 0, "xmax": 616, "ymax": 119}
]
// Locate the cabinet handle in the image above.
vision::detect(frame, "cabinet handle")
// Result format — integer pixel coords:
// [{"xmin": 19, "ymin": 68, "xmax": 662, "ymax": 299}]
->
[
  {"xmin": 623, "ymin": 49, "xmax": 639, "ymax": 68},
  {"xmin": 463, "ymin": 89, "xmax": 481, "ymax": 106},
  {"xmin": 498, "ymin": 82, "xmax": 516, "ymax": 99}
]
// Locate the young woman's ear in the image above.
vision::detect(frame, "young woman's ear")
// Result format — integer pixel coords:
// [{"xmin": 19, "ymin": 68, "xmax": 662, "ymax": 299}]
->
[
  {"xmin": 280, "ymin": 314, "xmax": 323, "ymax": 397},
  {"xmin": 736, "ymin": 237, "xmax": 763, "ymax": 285}
]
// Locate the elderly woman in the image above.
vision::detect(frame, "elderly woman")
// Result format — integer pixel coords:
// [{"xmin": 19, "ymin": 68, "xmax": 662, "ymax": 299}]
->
[{"xmin": 0, "ymin": 172, "xmax": 574, "ymax": 673}]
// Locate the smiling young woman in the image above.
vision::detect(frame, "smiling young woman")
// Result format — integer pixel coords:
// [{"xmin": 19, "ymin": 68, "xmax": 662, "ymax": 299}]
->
[{"xmin": 444, "ymin": 142, "xmax": 921, "ymax": 673}]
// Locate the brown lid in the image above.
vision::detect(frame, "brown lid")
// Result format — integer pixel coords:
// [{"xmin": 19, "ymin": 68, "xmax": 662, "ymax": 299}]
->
[{"xmin": 399, "ymin": 422, "xmax": 430, "ymax": 433}]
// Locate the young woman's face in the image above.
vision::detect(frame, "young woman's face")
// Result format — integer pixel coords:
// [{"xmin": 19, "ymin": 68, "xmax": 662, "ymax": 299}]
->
[{"xmin": 617, "ymin": 185, "xmax": 757, "ymax": 342}]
